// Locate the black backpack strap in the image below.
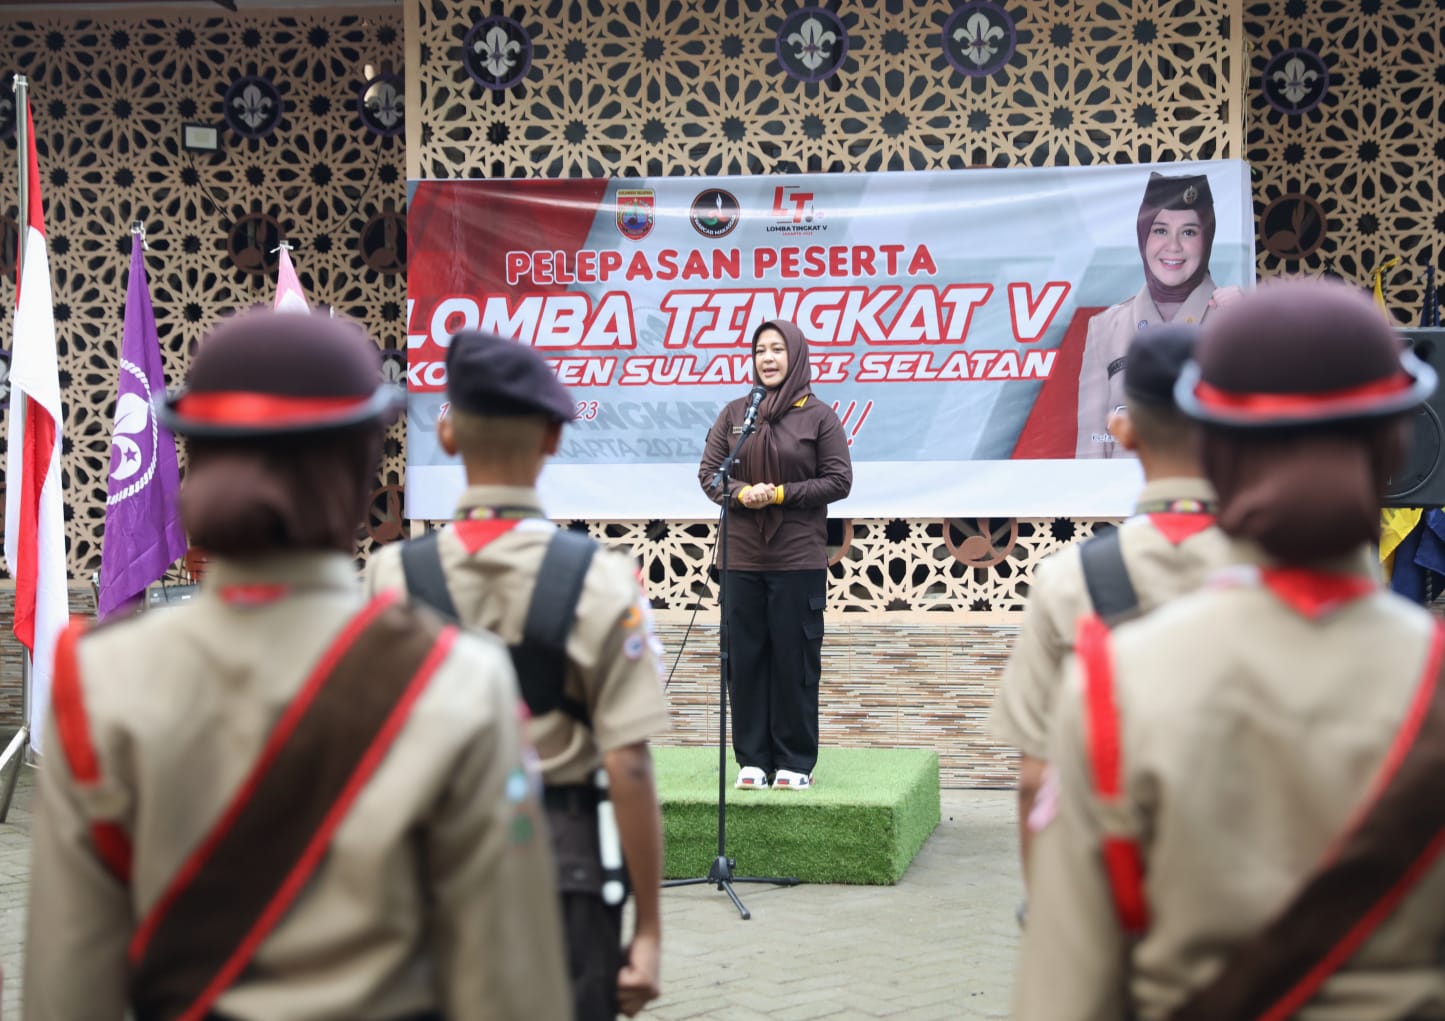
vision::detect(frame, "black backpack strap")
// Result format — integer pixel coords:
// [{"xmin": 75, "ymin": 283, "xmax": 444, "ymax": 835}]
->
[
  {"xmin": 400, "ymin": 531, "xmax": 459, "ymax": 623},
  {"xmin": 1079, "ymin": 525, "xmax": 1140, "ymax": 627},
  {"xmin": 511, "ymin": 528, "xmax": 597, "ymax": 725}
]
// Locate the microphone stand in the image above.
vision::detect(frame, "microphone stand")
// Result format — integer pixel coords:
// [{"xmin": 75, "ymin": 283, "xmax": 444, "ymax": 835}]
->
[{"xmin": 663, "ymin": 408, "xmax": 799, "ymax": 919}]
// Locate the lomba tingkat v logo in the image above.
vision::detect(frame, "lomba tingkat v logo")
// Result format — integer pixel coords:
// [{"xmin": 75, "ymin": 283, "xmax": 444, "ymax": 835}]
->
[{"xmin": 769, "ymin": 185, "xmax": 826, "ymax": 234}]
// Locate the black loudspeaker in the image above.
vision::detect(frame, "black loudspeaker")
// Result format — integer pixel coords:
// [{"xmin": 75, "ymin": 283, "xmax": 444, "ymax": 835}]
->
[{"xmin": 1383, "ymin": 328, "xmax": 1445, "ymax": 508}]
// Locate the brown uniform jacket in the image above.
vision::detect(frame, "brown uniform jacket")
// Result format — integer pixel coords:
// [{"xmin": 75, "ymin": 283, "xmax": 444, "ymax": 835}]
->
[
  {"xmin": 697, "ymin": 394, "xmax": 852, "ymax": 572},
  {"xmin": 1017, "ymin": 542, "xmax": 1445, "ymax": 1021},
  {"xmin": 25, "ymin": 552, "xmax": 570, "ymax": 1021},
  {"xmin": 992, "ymin": 478, "xmax": 1231, "ymax": 760},
  {"xmin": 366, "ymin": 485, "xmax": 669, "ymax": 787},
  {"xmin": 1075, "ymin": 278, "xmax": 1217, "ymax": 459}
]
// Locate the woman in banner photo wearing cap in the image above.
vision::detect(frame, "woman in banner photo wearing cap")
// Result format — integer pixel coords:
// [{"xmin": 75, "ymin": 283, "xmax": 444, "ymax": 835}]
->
[
  {"xmin": 1075, "ymin": 171, "xmax": 1243, "ymax": 458},
  {"xmin": 24, "ymin": 309, "xmax": 569, "ymax": 1021},
  {"xmin": 1018, "ymin": 279, "xmax": 1445, "ymax": 1021},
  {"xmin": 697, "ymin": 320, "xmax": 853, "ymax": 792}
]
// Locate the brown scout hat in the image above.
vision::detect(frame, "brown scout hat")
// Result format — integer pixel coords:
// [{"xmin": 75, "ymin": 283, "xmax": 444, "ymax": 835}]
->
[
  {"xmin": 1140, "ymin": 172, "xmax": 1212, "ymax": 213},
  {"xmin": 1174, "ymin": 279, "xmax": 1436, "ymax": 428},
  {"xmin": 157, "ymin": 308, "xmax": 400, "ymax": 437}
]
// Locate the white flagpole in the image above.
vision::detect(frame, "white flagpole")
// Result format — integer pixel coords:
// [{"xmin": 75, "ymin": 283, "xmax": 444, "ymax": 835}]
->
[
  {"xmin": 2, "ymin": 73, "xmax": 33, "ymax": 816},
  {"xmin": 14, "ymin": 75, "xmax": 26, "ymax": 273}
]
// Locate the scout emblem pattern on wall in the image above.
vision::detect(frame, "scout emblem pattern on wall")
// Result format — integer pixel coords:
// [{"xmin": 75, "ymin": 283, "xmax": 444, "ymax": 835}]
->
[
  {"xmin": 1260, "ymin": 47, "xmax": 1329, "ymax": 115},
  {"xmin": 1260, "ymin": 193, "xmax": 1327, "ymax": 261},
  {"xmin": 223, "ymin": 74, "xmax": 284, "ymax": 139},
  {"xmin": 0, "ymin": 12, "xmax": 406, "ymax": 575},
  {"xmin": 358, "ymin": 69, "xmax": 404, "ymax": 137},
  {"xmin": 464, "ymin": 15, "xmax": 534, "ymax": 90},
  {"xmin": 774, "ymin": 7, "xmax": 850, "ymax": 83},
  {"xmin": 0, "ymin": 0, "xmax": 1438, "ymax": 619},
  {"xmin": 1246, "ymin": 4, "xmax": 1440, "ymax": 309},
  {"xmin": 941, "ymin": 1, "xmax": 1018, "ymax": 77}
]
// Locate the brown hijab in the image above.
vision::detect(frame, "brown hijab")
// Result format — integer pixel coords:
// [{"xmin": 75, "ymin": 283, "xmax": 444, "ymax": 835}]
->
[
  {"xmin": 1135, "ymin": 172, "xmax": 1216, "ymax": 306},
  {"xmin": 739, "ymin": 319, "xmax": 813, "ymax": 542}
]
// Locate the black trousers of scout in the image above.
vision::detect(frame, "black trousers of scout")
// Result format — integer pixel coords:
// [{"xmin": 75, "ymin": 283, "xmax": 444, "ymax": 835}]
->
[
  {"xmin": 546, "ymin": 786, "xmax": 625, "ymax": 1021},
  {"xmin": 724, "ymin": 568, "xmax": 826, "ymax": 776},
  {"xmin": 563, "ymin": 892, "xmax": 624, "ymax": 1021}
]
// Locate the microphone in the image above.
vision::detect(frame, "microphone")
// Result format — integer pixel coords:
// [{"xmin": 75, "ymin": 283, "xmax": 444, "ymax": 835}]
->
[{"xmin": 741, "ymin": 384, "xmax": 766, "ymax": 431}]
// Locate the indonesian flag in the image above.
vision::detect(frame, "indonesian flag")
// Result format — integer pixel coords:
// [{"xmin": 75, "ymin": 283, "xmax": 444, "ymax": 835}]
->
[
  {"xmin": 3, "ymin": 98, "xmax": 67, "ymax": 757},
  {"xmin": 274, "ymin": 245, "xmax": 310, "ymax": 313}
]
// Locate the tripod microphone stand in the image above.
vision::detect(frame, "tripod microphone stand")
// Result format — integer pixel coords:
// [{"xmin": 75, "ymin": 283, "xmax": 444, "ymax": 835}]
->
[{"xmin": 663, "ymin": 402, "xmax": 799, "ymax": 919}]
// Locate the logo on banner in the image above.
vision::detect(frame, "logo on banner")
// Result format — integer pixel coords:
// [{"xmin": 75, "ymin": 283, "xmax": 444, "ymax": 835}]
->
[
  {"xmin": 689, "ymin": 189, "xmax": 740, "ymax": 239},
  {"xmin": 616, "ymin": 189, "xmax": 656, "ymax": 241},
  {"xmin": 768, "ymin": 185, "xmax": 826, "ymax": 234}
]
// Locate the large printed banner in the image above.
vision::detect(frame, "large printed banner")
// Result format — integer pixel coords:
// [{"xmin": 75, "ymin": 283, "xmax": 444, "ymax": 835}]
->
[{"xmin": 407, "ymin": 161, "xmax": 1254, "ymax": 519}]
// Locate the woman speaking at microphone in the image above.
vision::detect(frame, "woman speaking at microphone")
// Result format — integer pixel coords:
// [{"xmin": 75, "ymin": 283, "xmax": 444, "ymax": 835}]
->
[{"xmin": 698, "ymin": 320, "xmax": 853, "ymax": 792}]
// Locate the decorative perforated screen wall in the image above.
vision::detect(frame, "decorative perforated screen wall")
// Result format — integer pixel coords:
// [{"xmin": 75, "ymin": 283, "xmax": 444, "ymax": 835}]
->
[{"xmin": 0, "ymin": 0, "xmax": 1440, "ymax": 780}]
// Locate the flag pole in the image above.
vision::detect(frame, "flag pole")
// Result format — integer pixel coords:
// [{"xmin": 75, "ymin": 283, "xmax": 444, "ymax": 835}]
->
[
  {"xmin": 2, "ymin": 73, "xmax": 33, "ymax": 818},
  {"xmin": 13, "ymin": 75, "xmax": 27, "ymax": 279}
]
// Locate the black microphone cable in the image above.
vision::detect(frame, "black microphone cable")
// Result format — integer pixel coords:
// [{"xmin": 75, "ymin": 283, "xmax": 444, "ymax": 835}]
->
[{"xmin": 662, "ymin": 501, "xmax": 724, "ymax": 693}]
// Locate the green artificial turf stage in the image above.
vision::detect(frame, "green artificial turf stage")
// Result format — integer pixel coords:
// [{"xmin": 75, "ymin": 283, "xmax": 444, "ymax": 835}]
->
[{"xmin": 653, "ymin": 746, "xmax": 941, "ymax": 885}]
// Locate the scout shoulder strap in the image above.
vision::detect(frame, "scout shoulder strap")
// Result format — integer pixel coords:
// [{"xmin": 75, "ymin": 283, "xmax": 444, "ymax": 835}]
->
[
  {"xmin": 401, "ymin": 526, "xmax": 596, "ymax": 725},
  {"xmin": 1079, "ymin": 613, "xmax": 1445, "ymax": 1019},
  {"xmin": 1079, "ymin": 526, "xmax": 1140, "ymax": 627},
  {"xmin": 87, "ymin": 593, "xmax": 456, "ymax": 1021},
  {"xmin": 1165, "ymin": 621, "xmax": 1445, "ymax": 1021}
]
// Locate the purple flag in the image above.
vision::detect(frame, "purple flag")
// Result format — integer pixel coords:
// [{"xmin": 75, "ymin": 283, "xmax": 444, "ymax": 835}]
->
[{"xmin": 98, "ymin": 233, "xmax": 186, "ymax": 618}]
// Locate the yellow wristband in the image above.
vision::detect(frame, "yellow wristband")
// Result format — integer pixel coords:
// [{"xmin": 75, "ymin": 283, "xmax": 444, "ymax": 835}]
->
[
  {"xmin": 738, "ymin": 485, "xmax": 751, "ymax": 505},
  {"xmin": 773, "ymin": 486, "xmax": 784, "ymax": 505}
]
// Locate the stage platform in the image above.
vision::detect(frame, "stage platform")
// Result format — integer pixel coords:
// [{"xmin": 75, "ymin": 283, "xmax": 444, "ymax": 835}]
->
[{"xmin": 654, "ymin": 746, "xmax": 941, "ymax": 885}]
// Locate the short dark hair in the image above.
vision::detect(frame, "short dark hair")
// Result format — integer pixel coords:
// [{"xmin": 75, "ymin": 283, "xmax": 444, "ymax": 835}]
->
[{"xmin": 1125, "ymin": 399, "xmax": 1195, "ymax": 455}]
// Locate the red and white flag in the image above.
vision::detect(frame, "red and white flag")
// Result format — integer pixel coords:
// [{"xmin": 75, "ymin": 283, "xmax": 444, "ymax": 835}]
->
[
  {"xmin": 3, "ymin": 95, "xmax": 67, "ymax": 756},
  {"xmin": 274, "ymin": 244, "xmax": 310, "ymax": 313}
]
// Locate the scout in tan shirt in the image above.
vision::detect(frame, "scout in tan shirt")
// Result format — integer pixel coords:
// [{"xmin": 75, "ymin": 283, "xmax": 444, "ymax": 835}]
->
[
  {"xmin": 1018, "ymin": 280, "xmax": 1445, "ymax": 1020},
  {"xmin": 25, "ymin": 311, "xmax": 569, "ymax": 1021},
  {"xmin": 367, "ymin": 329, "xmax": 668, "ymax": 1021},
  {"xmin": 995, "ymin": 325, "xmax": 1233, "ymax": 870}
]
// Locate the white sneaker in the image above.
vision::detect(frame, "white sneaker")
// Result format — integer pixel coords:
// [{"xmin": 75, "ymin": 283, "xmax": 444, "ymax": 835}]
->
[
  {"xmin": 735, "ymin": 766, "xmax": 769, "ymax": 790},
  {"xmin": 772, "ymin": 769, "xmax": 812, "ymax": 790}
]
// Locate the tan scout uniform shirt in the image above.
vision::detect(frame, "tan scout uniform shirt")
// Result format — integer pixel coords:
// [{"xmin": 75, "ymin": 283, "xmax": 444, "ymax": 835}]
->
[
  {"xmin": 366, "ymin": 484, "xmax": 669, "ymax": 786},
  {"xmin": 1075, "ymin": 278, "xmax": 1216, "ymax": 459},
  {"xmin": 1017, "ymin": 542, "xmax": 1445, "ymax": 1021},
  {"xmin": 25, "ymin": 553, "xmax": 570, "ymax": 1021},
  {"xmin": 992, "ymin": 478, "xmax": 1231, "ymax": 760}
]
